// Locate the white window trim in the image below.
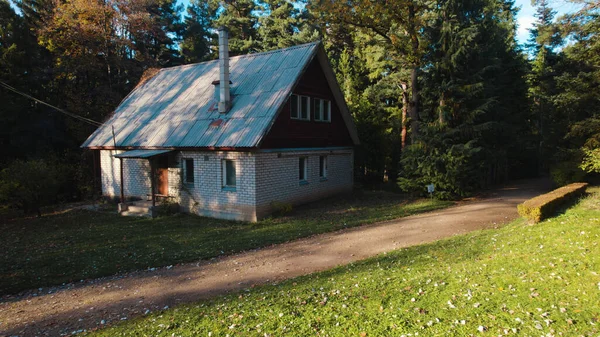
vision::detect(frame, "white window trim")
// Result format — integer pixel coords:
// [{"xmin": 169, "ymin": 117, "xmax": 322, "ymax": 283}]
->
[
  {"xmin": 222, "ymin": 159, "xmax": 236, "ymax": 190},
  {"xmin": 314, "ymin": 98, "xmax": 331, "ymax": 122},
  {"xmin": 182, "ymin": 158, "xmax": 195, "ymax": 187},
  {"xmin": 319, "ymin": 156, "xmax": 328, "ymax": 179},
  {"xmin": 291, "ymin": 94, "xmax": 311, "ymax": 121},
  {"xmin": 299, "ymin": 156, "xmax": 308, "ymax": 184}
]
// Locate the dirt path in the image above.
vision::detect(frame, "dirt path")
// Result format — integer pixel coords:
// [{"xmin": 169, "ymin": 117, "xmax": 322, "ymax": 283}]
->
[{"xmin": 0, "ymin": 179, "xmax": 551, "ymax": 336}]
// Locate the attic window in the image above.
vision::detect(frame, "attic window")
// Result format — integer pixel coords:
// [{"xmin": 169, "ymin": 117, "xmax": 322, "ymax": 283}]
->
[
  {"xmin": 291, "ymin": 94, "xmax": 310, "ymax": 121},
  {"xmin": 314, "ymin": 98, "xmax": 331, "ymax": 122}
]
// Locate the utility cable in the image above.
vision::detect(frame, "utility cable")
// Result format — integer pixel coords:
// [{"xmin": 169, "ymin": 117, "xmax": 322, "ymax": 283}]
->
[{"xmin": 0, "ymin": 80, "xmax": 103, "ymax": 127}]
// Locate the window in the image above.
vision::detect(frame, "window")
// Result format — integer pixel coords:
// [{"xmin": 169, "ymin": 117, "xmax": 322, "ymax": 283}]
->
[
  {"xmin": 222, "ymin": 159, "xmax": 236, "ymax": 189},
  {"xmin": 314, "ymin": 98, "xmax": 331, "ymax": 122},
  {"xmin": 291, "ymin": 94, "xmax": 310, "ymax": 121},
  {"xmin": 291, "ymin": 94, "xmax": 298, "ymax": 118},
  {"xmin": 319, "ymin": 156, "xmax": 327, "ymax": 179},
  {"xmin": 183, "ymin": 158, "xmax": 194, "ymax": 186},
  {"xmin": 299, "ymin": 157, "xmax": 308, "ymax": 183}
]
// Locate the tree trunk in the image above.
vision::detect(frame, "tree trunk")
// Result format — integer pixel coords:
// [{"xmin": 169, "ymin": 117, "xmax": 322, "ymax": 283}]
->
[
  {"xmin": 409, "ymin": 66, "xmax": 419, "ymax": 142},
  {"xmin": 407, "ymin": 1, "xmax": 420, "ymax": 142},
  {"xmin": 400, "ymin": 83, "xmax": 409, "ymax": 149},
  {"xmin": 439, "ymin": 91, "xmax": 446, "ymax": 125}
]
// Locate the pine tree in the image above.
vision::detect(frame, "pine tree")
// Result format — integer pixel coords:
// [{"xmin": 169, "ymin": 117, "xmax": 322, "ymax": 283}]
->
[
  {"xmin": 256, "ymin": 0, "xmax": 318, "ymax": 51},
  {"xmin": 119, "ymin": 0, "xmax": 184, "ymax": 67},
  {"xmin": 181, "ymin": 0, "xmax": 216, "ymax": 63},
  {"xmin": 210, "ymin": 0, "xmax": 258, "ymax": 55},
  {"xmin": 399, "ymin": 0, "xmax": 530, "ymax": 196},
  {"xmin": 310, "ymin": 0, "xmax": 429, "ymax": 142},
  {"xmin": 526, "ymin": 0, "xmax": 563, "ymax": 174}
]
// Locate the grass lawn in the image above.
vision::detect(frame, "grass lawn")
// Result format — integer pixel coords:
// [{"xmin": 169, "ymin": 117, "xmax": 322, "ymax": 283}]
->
[
  {"xmin": 87, "ymin": 188, "xmax": 600, "ymax": 337},
  {"xmin": 0, "ymin": 191, "xmax": 450, "ymax": 295}
]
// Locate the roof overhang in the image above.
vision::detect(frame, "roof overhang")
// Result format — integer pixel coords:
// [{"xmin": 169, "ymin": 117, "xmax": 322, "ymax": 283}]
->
[{"xmin": 113, "ymin": 149, "xmax": 172, "ymax": 159}]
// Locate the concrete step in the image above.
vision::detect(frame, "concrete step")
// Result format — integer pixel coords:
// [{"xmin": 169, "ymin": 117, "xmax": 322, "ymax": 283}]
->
[
  {"xmin": 120, "ymin": 201, "xmax": 152, "ymax": 217},
  {"xmin": 127, "ymin": 205, "xmax": 151, "ymax": 213},
  {"xmin": 121, "ymin": 209, "xmax": 151, "ymax": 217}
]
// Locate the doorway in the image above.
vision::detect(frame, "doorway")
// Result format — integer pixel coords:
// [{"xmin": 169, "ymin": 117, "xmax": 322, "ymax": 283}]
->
[{"xmin": 156, "ymin": 156, "xmax": 169, "ymax": 195}]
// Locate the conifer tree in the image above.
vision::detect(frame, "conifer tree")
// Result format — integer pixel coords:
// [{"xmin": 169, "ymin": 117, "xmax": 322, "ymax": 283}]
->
[
  {"xmin": 181, "ymin": 0, "xmax": 217, "ymax": 63},
  {"xmin": 526, "ymin": 0, "xmax": 563, "ymax": 173},
  {"xmin": 256, "ymin": 0, "xmax": 318, "ymax": 51},
  {"xmin": 210, "ymin": 0, "xmax": 258, "ymax": 55}
]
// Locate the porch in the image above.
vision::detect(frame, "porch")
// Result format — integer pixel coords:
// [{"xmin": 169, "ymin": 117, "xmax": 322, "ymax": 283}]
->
[{"xmin": 113, "ymin": 149, "xmax": 178, "ymax": 218}]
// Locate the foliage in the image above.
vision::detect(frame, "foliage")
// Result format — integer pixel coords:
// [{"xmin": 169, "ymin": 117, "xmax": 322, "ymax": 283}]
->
[
  {"xmin": 152, "ymin": 198, "xmax": 180, "ymax": 217},
  {"xmin": 0, "ymin": 159, "xmax": 67, "ymax": 216},
  {"xmin": 0, "ymin": 191, "xmax": 450, "ymax": 295},
  {"xmin": 256, "ymin": 0, "xmax": 318, "ymax": 51},
  {"xmin": 517, "ymin": 182, "xmax": 587, "ymax": 223},
  {"xmin": 397, "ymin": 126, "xmax": 486, "ymax": 199},
  {"xmin": 550, "ymin": 159, "xmax": 587, "ymax": 186},
  {"xmin": 89, "ymin": 189, "xmax": 600, "ymax": 336},
  {"xmin": 209, "ymin": 0, "xmax": 259, "ymax": 55},
  {"xmin": 526, "ymin": 0, "xmax": 564, "ymax": 174},
  {"xmin": 581, "ymin": 148, "xmax": 600, "ymax": 173},
  {"xmin": 269, "ymin": 200, "xmax": 293, "ymax": 216},
  {"xmin": 181, "ymin": 0, "xmax": 217, "ymax": 63},
  {"xmin": 548, "ymin": 2, "xmax": 600, "ymax": 182}
]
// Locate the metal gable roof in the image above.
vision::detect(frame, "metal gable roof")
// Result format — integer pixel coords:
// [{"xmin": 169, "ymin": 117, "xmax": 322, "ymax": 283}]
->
[
  {"xmin": 82, "ymin": 42, "xmax": 320, "ymax": 149},
  {"xmin": 113, "ymin": 149, "xmax": 172, "ymax": 158}
]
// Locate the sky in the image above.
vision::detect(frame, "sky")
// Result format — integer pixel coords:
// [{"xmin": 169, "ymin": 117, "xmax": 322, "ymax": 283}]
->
[
  {"xmin": 174, "ymin": 0, "xmax": 579, "ymax": 47},
  {"xmin": 10, "ymin": 0, "xmax": 579, "ymax": 47},
  {"xmin": 514, "ymin": 0, "xmax": 581, "ymax": 45}
]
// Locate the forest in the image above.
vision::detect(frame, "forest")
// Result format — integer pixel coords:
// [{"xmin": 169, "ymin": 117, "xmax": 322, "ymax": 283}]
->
[{"xmin": 0, "ymin": 0, "xmax": 599, "ymax": 212}]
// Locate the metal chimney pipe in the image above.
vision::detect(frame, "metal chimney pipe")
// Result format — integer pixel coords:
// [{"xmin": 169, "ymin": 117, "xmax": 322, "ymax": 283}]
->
[{"xmin": 218, "ymin": 26, "xmax": 231, "ymax": 114}]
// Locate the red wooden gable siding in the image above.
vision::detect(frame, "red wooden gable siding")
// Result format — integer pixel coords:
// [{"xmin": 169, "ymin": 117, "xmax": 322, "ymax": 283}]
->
[{"xmin": 259, "ymin": 58, "xmax": 354, "ymax": 149}]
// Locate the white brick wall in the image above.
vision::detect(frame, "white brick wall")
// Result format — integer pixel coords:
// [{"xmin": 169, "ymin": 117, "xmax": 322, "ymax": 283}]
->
[
  {"xmin": 100, "ymin": 148, "xmax": 354, "ymax": 221},
  {"xmin": 174, "ymin": 151, "xmax": 257, "ymax": 221},
  {"xmin": 254, "ymin": 149, "xmax": 354, "ymax": 217},
  {"xmin": 100, "ymin": 150, "xmax": 151, "ymax": 199}
]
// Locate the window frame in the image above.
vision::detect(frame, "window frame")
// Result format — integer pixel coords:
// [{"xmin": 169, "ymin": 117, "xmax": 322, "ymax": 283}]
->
[
  {"xmin": 299, "ymin": 156, "xmax": 308, "ymax": 184},
  {"xmin": 222, "ymin": 159, "xmax": 237, "ymax": 191},
  {"xmin": 290, "ymin": 94, "xmax": 311, "ymax": 121},
  {"xmin": 314, "ymin": 98, "xmax": 331, "ymax": 122},
  {"xmin": 319, "ymin": 155, "xmax": 328, "ymax": 180},
  {"xmin": 182, "ymin": 158, "xmax": 195, "ymax": 187}
]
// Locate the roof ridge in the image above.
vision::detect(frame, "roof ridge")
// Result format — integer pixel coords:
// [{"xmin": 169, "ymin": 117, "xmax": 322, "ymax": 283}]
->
[{"xmin": 162, "ymin": 41, "xmax": 320, "ymax": 71}]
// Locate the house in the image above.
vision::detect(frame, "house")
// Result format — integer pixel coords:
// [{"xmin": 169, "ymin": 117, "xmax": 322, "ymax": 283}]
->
[{"xmin": 82, "ymin": 28, "xmax": 360, "ymax": 222}]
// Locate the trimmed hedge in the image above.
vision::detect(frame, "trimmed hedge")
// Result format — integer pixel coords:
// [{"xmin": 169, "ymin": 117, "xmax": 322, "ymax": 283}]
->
[{"xmin": 517, "ymin": 182, "xmax": 588, "ymax": 223}]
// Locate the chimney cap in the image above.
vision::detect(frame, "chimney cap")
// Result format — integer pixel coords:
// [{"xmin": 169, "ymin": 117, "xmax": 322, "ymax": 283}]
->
[
  {"xmin": 217, "ymin": 26, "xmax": 229, "ymax": 32},
  {"xmin": 212, "ymin": 80, "xmax": 232, "ymax": 86}
]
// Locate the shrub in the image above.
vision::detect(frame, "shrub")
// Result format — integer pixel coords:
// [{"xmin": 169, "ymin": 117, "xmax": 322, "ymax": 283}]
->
[
  {"xmin": 397, "ymin": 140, "xmax": 486, "ymax": 200},
  {"xmin": 270, "ymin": 201, "xmax": 293, "ymax": 216},
  {"xmin": 0, "ymin": 159, "xmax": 66, "ymax": 216},
  {"xmin": 550, "ymin": 160, "xmax": 587, "ymax": 186},
  {"xmin": 153, "ymin": 199, "xmax": 180, "ymax": 217},
  {"xmin": 517, "ymin": 182, "xmax": 588, "ymax": 223},
  {"xmin": 581, "ymin": 148, "xmax": 600, "ymax": 173}
]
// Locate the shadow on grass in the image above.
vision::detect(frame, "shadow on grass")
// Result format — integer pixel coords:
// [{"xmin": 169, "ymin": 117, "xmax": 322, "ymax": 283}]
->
[{"xmin": 0, "ymin": 191, "xmax": 450, "ymax": 296}]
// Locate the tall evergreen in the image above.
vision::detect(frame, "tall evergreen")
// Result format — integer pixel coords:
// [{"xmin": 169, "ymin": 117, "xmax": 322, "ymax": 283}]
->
[
  {"xmin": 210, "ymin": 0, "xmax": 258, "ymax": 55},
  {"xmin": 181, "ymin": 0, "xmax": 216, "ymax": 63},
  {"xmin": 119, "ymin": 0, "xmax": 184, "ymax": 67},
  {"xmin": 550, "ymin": 0, "xmax": 600, "ymax": 184},
  {"xmin": 256, "ymin": 0, "xmax": 318, "ymax": 51},
  {"xmin": 398, "ymin": 0, "xmax": 530, "ymax": 197},
  {"xmin": 526, "ymin": 0, "xmax": 563, "ymax": 174}
]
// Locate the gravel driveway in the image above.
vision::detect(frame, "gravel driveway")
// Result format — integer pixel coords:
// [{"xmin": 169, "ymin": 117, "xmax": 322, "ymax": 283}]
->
[{"xmin": 0, "ymin": 179, "xmax": 551, "ymax": 336}]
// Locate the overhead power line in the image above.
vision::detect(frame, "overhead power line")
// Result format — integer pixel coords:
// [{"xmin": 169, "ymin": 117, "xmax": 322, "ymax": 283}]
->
[{"xmin": 0, "ymin": 80, "xmax": 103, "ymax": 127}]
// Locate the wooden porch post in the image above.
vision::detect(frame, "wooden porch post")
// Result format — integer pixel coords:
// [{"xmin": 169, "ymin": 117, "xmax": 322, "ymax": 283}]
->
[
  {"xmin": 119, "ymin": 157, "xmax": 125, "ymax": 203},
  {"xmin": 150, "ymin": 158, "xmax": 156, "ymax": 209}
]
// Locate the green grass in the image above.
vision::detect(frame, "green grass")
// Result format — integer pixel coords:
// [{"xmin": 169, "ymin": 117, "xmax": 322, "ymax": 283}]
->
[
  {"xmin": 88, "ymin": 188, "xmax": 600, "ymax": 336},
  {"xmin": 0, "ymin": 191, "xmax": 450, "ymax": 295}
]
